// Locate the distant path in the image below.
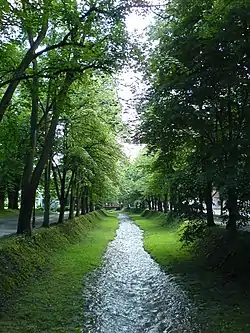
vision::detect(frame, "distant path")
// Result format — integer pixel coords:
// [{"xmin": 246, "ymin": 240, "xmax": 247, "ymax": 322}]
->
[{"xmin": 0, "ymin": 213, "xmax": 69, "ymax": 237}]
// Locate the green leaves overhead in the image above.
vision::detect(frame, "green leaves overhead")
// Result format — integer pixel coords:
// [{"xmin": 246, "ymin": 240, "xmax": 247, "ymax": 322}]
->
[{"xmin": 136, "ymin": 0, "xmax": 250, "ymax": 229}]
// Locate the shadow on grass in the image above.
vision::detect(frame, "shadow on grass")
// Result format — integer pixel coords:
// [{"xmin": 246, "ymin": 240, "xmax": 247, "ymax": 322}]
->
[{"xmin": 132, "ymin": 212, "xmax": 250, "ymax": 333}]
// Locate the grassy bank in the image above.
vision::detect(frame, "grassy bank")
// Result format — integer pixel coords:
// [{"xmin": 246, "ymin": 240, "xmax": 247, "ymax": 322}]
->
[
  {"xmin": 0, "ymin": 210, "xmax": 118, "ymax": 333},
  {"xmin": 132, "ymin": 211, "xmax": 250, "ymax": 333}
]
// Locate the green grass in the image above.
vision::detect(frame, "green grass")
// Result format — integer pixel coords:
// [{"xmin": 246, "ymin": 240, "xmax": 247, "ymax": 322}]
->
[
  {"xmin": 0, "ymin": 209, "xmax": 20, "ymax": 219},
  {"xmin": 0, "ymin": 209, "xmax": 46, "ymax": 220},
  {"xmin": 131, "ymin": 213, "xmax": 250, "ymax": 333},
  {"xmin": 0, "ymin": 212, "xmax": 118, "ymax": 333}
]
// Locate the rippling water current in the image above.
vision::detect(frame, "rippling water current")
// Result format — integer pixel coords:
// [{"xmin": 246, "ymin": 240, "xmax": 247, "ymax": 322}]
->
[{"xmin": 82, "ymin": 214, "xmax": 201, "ymax": 333}]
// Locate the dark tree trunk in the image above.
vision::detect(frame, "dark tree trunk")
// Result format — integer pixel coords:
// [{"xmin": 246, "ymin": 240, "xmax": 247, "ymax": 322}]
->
[
  {"xmin": 17, "ymin": 187, "xmax": 35, "ymax": 235},
  {"xmin": 85, "ymin": 195, "xmax": 89, "ymax": 214},
  {"xmin": 221, "ymin": 200, "xmax": 224, "ymax": 216},
  {"xmin": 8, "ymin": 185, "xmax": 19, "ymax": 209},
  {"xmin": 58, "ymin": 199, "xmax": 66, "ymax": 224},
  {"xmin": 18, "ymin": 54, "xmax": 38, "ymax": 235},
  {"xmin": 163, "ymin": 194, "xmax": 168, "ymax": 212},
  {"xmin": 152, "ymin": 198, "xmax": 155, "ymax": 210},
  {"xmin": 199, "ymin": 192, "xmax": 203, "ymax": 214},
  {"xmin": 147, "ymin": 199, "xmax": 151, "ymax": 210},
  {"xmin": 226, "ymin": 189, "xmax": 237, "ymax": 233},
  {"xmin": 81, "ymin": 194, "xmax": 86, "ymax": 215},
  {"xmin": 204, "ymin": 181, "xmax": 215, "ymax": 226},
  {"xmin": 219, "ymin": 194, "xmax": 224, "ymax": 216},
  {"xmin": 17, "ymin": 73, "xmax": 75, "ymax": 234},
  {"xmin": 0, "ymin": 190, "xmax": 5, "ymax": 210},
  {"xmin": 0, "ymin": 21, "xmax": 48, "ymax": 123},
  {"xmin": 69, "ymin": 174, "xmax": 76, "ymax": 220},
  {"xmin": 76, "ymin": 196, "xmax": 81, "ymax": 217},
  {"xmin": 43, "ymin": 159, "xmax": 51, "ymax": 227},
  {"xmin": 158, "ymin": 200, "xmax": 163, "ymax": 212},
  {"xmin": 75, "ymin": 183, "xmax": 81, "ymax": 217},
  {"xmin": 69, "ymin": 190, "xmax": 75, "ymax": 220},
  {"xmin": 89, "ymin": 201, "xmax": 94, "ymax": 212},
  {"xmin": 32, "ymin": 200, "xmax": 36, "ymax": 228}
]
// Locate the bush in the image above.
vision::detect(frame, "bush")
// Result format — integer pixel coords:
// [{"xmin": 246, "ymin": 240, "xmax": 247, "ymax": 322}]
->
[{"xmin": 179, "ymin": 219, "xmax": 211, "ymax": 245}]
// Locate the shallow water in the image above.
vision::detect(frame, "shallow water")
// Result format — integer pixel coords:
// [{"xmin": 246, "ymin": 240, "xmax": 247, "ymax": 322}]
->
[{"xmin": 82, "ymin": 213, "xmax": 201, "ymax": 333}]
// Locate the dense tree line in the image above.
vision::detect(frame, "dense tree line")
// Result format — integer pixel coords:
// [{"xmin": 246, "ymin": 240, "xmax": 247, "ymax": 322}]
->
[
  {"xmin": 0, "ymin": 0, "xmax": 146, "ymax": 235},
  {"xmin": 133, "ymin": 0, "xmax": 250, "ymax": 232}
]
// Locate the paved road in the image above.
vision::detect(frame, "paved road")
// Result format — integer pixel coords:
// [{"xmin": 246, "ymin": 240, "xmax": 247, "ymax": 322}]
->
[{"xmin": 0, "ymin": 212, "xmax": 69, "ymax": 237}]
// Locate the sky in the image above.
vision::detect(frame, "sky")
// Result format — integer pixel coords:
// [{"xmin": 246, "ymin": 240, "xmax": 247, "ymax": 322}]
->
[{"xmin": 119, "ymin": 8, "xmax": 154, "ymax": 160}]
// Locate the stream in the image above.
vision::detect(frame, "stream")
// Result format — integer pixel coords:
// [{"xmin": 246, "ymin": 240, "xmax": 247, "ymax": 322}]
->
[{"xmin": 82, "ymin": 213, "xmax": 201, "ymax": 333}]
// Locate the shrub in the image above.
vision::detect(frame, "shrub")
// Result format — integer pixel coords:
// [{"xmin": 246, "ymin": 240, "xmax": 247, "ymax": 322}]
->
[{"xmin": 179, "ymin": 219, "xmax": 211, "ymax": 245}]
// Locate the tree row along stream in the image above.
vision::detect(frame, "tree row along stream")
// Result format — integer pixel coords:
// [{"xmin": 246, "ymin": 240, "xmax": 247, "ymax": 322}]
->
[{"xmin": 1, "ymin": 1, "xmax": 250, "ymax": 332}]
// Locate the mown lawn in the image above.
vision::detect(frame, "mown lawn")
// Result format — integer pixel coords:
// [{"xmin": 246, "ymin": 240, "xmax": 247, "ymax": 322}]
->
[
  {"xmin": 131, "ymin": 213, "xmax": 250, "ymax": 333},
  {"xmin": 0, "ymin": 214, "xmax": 118, "ymax": 333},
  {"xmin": 0, "ymin": 209, "xmax": 47, "ymax": 220},
  {"xmin": 0, "ymin": 209, "xmax": 20, "ymax": 219}
]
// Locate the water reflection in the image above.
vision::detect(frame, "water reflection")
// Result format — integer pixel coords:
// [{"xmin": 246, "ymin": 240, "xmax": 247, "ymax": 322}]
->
[{"xmin": 82, "ymin": 214, "xmax": 200, "ymax": 333}]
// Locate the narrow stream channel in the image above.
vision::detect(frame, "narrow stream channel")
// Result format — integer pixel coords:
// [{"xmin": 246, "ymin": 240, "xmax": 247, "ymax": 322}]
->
[{"xmin": 82, "ymin": 213, "xmax": 201, "ymax": 333}]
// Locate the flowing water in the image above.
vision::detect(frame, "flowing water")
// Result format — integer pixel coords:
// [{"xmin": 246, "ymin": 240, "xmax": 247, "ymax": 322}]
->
[{"xmin": 82, "ymin": 214, "xmax": 201, "ymax": 333}]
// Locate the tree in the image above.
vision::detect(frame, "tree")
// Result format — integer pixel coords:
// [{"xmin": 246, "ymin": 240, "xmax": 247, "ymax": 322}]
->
[
  {"xmin": 11, "ymin": 0, "xmax": 131, "ymax": 235},
  {"xmin": 137, "ymin": 0, "xmax": 250, "ymax": 232}
]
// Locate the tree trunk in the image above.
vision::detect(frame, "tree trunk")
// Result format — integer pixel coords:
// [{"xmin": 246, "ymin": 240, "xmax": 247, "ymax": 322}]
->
[
  {"xmin": 0, "ymin": 14, "xmax": 48, "ymax": 123},
  {"xmin": 32, "ymin": 200, "xmax": 36, "ymax": 228},
  {"xmin": 17, "ymin": 74, "xmax": 75, "ymax": 234},
  {"xmin": 226, "ymin": 189, "xmax": 237, "ymax": 233},
  {"xmin": 199, "ymin": 192, "xmax": 203, "ymax": 214},
  {"xmin": 17, "ymin": 187, "xmax": 35, "ymax": 235},
  {"xmin": 89, "ymin": 201, "xmax": 94, "ymax": 212},
  {"xmin": 43, "ymin": 159, "xmax": 51, "ymax": 227},
  {"xmin": 152, "ymin": 198, "xmax": 155, "ymax": 210},
  {"xmin": 204, "ymin": 181, "xmax": 215, "ymax": 226},
  {"xmin": 75, "ymin": 182, "xmax": 81, "ymax": 217},
  {"xmin": 219, "ymin": 194, "xmax": 224, "ymax": 216},
  {"xmin": 85, "ymin": 195, "xmax": 89, "ymax": 214},
  {"xmin": 158, "ymin": 200, "xmax": 163, "ymax": 212},
  {"xmin": 69, "ymin": 174, "xmax": 76, "ymax": 220},
  {"xmin": 76, "ymin": 196, "xmax": 81, "ymax": 217},
  {"xmin": 8, "ymin": 185, "xmax": 19, "ymax": 209},
  {"xmin": 81, "ymin": 194, "xmax": 86, "ymax": 215},
  {"xmin": 0, "ymin": 190, "xmax": 5, "ymax": 210},
  {"xmin": 147, "ymin": 199, "xmax": 151, "ymax": 210},
  {"xmin": 170, "ymin": 200, "xmax": 173, "ymax": 212},
  {"xmin": 18, "ymin": 55, "xmax": 38, "ymax": 234},
  {"xmin": 69, "ymin": 189, "xmax": 75, "ymax": 220},
  {"xmin": 58, "ymin": 199, "xmax": 66, "ymax": 224},
  {"xmin": 163, "ymin": 194, "xmax": 168, "ymax": 212}
]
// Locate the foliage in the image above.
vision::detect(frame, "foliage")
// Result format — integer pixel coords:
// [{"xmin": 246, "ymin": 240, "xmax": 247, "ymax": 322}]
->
[
  {"xmin": 179, "ymin": 219, "xmax": 211, "ymax": 245},
  {"xmin": 136, "ymin": 0, "xmax": 250, "ymax": 231}
]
